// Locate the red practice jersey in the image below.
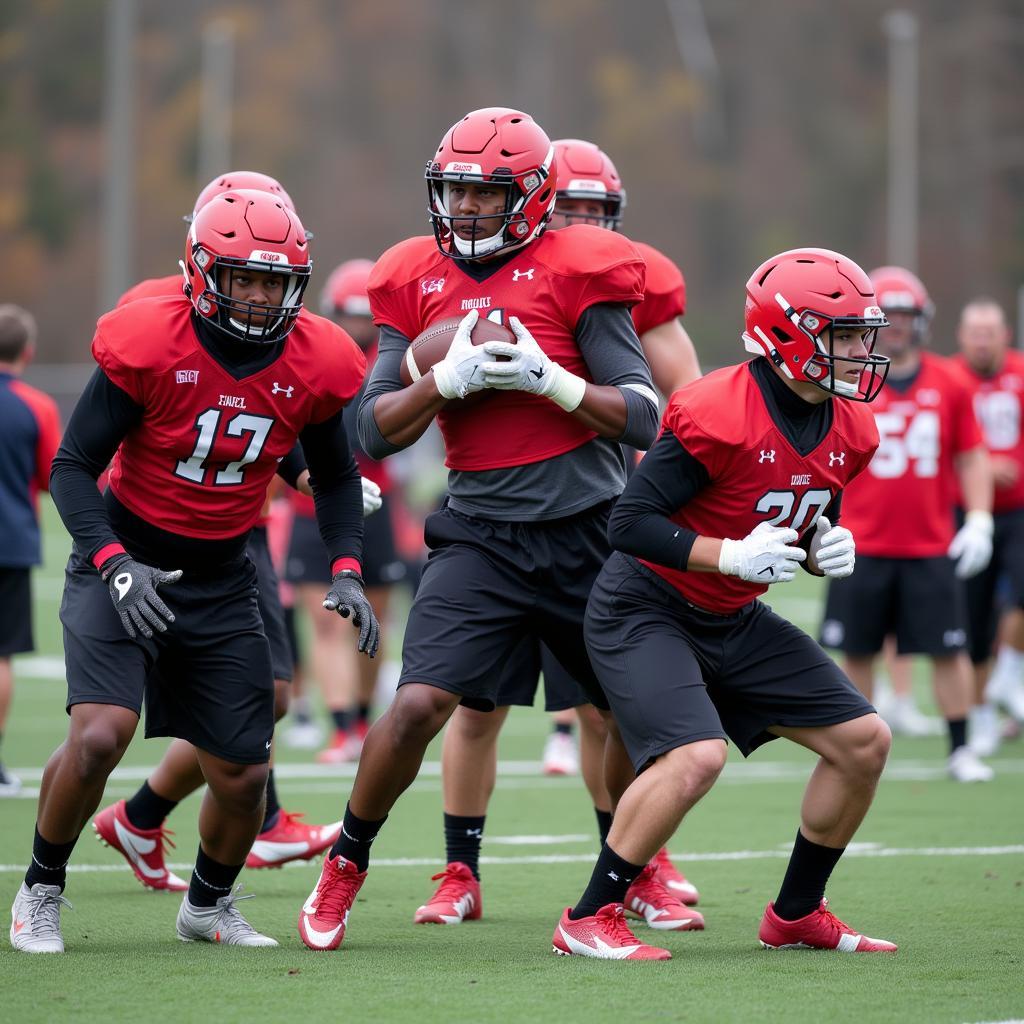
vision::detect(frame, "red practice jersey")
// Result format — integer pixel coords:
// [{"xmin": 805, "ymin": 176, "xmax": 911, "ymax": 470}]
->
[
  {"xmin": 951, "ymin": 349, "xmax": 1024, "ymax": 514},
  {"xmin": 630, "ymin": 241, "xmax": 686, "ymax": 337},
  {"xmin": 642, "ymin": 362, "xmax": 878, "ymax": 614},
  {"xmin": 94, "ymin": 295, "xmax": 365, "ymax": 539},
  {"xmin": 841, "ymin": 352, "xmax": 983, "ymax": 557},
  {"xmin": 368, "ymin": 225, "xmax": 645, "ymax": 472},
  {"xmin": 117, "ymin": 274, "xmax": 183, "ymax": 307}
]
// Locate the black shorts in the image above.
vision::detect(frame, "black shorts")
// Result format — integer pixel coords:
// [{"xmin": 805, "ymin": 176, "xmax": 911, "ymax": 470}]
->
[
  {"xmin": 285, "ymin": 497, "xmax": 407, "ymax": 589},
  {"xmin": 60, "ymin": 550, "xmax": 275, "ymax": 764},
  {"xmin": 247, "ymin": 526, "xmax": 292, "ymax": 683},
  {"xmin": 496, "ymin": 638, "xmax": 591, "ymax": 711},
  {"xmin": 586, "ymin": 553, "xmax": 874, "ymax": 771},
  {"xmin": 820, "ymin": 555, "xmax": 967, "ymax": 657},
  {"xmin": 398, "ymin": 501, "xmax": 612, "ymax": 712},
  {"xmin": 963, "ymin": 507, "xmax": 1024, "ymax": 663},
  {"xmin": 0, "ymin": 568, "xmax": 33, "ymax": 656}
]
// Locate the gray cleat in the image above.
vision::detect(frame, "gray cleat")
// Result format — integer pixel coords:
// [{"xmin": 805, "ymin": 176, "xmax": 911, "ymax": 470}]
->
[
  {"xmin": 176, "ymin": 886, "xmax": 278, "ymax": 947},
  {"xmin": 10, "ymin": 882, "xmax": 71, "ymax": 953}
]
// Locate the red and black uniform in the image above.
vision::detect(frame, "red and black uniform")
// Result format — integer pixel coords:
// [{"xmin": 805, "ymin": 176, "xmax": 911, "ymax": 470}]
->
[
  {"xmin": 50, "ymin": 295, "xmax": 365, "ymax": 762},
  {"xmin": 821, "ymin": 352, "xmax": 983, "ymax": 657},
  {"xmin": 360, "ymin": 225, "xmax": 658, "ymax": 709},
  {"xmin": 584, "ymin": 357, "xmax": 879, "ymax": 769},
  {"xmin": 951, "ymin": 349, "xmax": 1024, "ymax": 661}
]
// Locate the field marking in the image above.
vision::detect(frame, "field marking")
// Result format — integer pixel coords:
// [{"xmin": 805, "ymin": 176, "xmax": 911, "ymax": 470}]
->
[{"xmin": 0, "ymin": 842, "xmax": 1020, "ymax": 876}]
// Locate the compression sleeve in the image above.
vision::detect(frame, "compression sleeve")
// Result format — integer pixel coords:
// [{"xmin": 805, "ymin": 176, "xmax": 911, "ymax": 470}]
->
[{"xmin": 356, "ymin": 325, "xmax": 410, "ymax": 459}]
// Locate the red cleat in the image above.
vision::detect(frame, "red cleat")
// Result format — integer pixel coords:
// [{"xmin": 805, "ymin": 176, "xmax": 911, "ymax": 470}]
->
[
  {"xmin": 759, "ymin": 898, "xmax": 897, "ymax": 953},
  {"xmin": 245, "ymin": 811, "xmax": 342, "ymax": 869},
  {"xmin": 552, "ymin": 904, "xmax": 671, "ymax": 960},
  {"xmin": 652, "ymin": 846, "xmax": 700, "ymax": 905},
  {"xmin": 297, "ymin": 854, "xmax": 367, "ymax": 951},
  {"xmin": 413, "ymin": 862, "xmax": 482, "ymax": 924},
  {"xmin": 316, "ymin": 730, "xmax": 351, "ymax": 764},
  {"xmin": 92, "ymin": 799, "xmax": 189, "ymax": 892},
  {"xmin": 624, "ymin": 863, "xmax": 704, "ymax": 931}
]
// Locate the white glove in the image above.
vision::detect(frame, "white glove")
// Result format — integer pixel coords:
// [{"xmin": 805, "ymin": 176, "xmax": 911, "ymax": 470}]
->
[
  {"xmin": 361, "ymin": 477, "xmax": 382, "ymax": 517},
  {"xmin": 718, "ymin": 521, "xmax": 806, "ymax": 584},
  {"xmin": 809, "ymin": 516, "xmax": 856, "ymax": 579},
  {"xmin": 481, "ymin": 316, "xmax": 587, "ymax": 412},
  {"xmin": 948, "ymin": 509, "xmax": 993, "ymax": 579},
  {"xmin": 431, "ymin": 309, "xmax": 489, "ymax": 400}
]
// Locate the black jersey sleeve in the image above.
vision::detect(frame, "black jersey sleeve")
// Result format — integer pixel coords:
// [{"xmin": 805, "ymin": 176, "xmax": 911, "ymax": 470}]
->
[
  {"xmin": 606, "ymin": 428, "xmax": 711, "ymax": 570},
  {"xmin": 49, "ymin": 367, "xmax": 143, "ymax": 563},
  {"xmin": 276, "ymin": 443, "xmax": 308, "ymax": 489},
  {"xmin": 357, "ymin": 325, "xmax": 410, "ymax": 459}
]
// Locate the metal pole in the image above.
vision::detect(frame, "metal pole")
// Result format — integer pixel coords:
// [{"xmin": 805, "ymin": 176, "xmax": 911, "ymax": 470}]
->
[
  {"xmin": 197, "ymin": 19, "xmax": 235, "ymax": 189},
  {"xmin": 100, "ymin": 0, "xmax": 136, "ymax": 313},
  {"xmin": 883, "ymin": 10, "xmax": 919, "ymax": 271}
]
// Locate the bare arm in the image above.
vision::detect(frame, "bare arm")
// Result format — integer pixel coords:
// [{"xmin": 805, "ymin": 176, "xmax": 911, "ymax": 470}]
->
[
  {"xmin": 640, "ymin": 318, "xmax": 702, "ymax": 397},
  {"xmin": 955, "ymin": 444, "xmax": 993, "ymax": 513}
]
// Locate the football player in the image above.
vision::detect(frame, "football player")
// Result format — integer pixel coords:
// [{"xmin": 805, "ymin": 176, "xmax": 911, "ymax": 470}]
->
[
  {"xmin": 287, "ymin": 259, "xmax": 406, "ymax": 764},
  {"xmin": 951, "ymin": 298, "xmax": 1024, "ymax": 753},
  {"xmin": 297, "ymin": 107, "xmax": 659, "ymax": 951},
  {"xmin": 417, "ymin": 138, "xmax": 702, "ymax": 931},
  {"xmin": 820, "ymin": 267, "xmax": 994, "ymax": 784},
  {"xmin": 554, "ymin": 248, "xmax": 897, "ymax": 959},
  {"xmin": 10, "ymin": 190, "xmax": 378, "ymax": 953},
  {"xmin": 91, "ymin": 173, "xmax": 378, "ymax": 889}
]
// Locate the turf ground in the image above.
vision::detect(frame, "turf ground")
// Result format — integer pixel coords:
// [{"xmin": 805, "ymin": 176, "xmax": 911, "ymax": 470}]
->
[{"xmin": 1, "ymin": 503, "xmax": 1022, "ymax": 1024}]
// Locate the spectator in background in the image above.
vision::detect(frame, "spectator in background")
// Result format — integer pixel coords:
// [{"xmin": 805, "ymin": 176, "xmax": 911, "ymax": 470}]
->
[{"xmin": 0, "ymin": 305, "xmax": 62, "ymax": 794}]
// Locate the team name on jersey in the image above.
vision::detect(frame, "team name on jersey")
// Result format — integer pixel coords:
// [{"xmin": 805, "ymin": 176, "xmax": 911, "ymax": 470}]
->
[
  {"xmin": 791, "ymin": 474, "xmax": 811, "ymax": 486},
  {"xmin": 176, "ymin": 370, "xmax": 199, "ymax": 384},
  {"xmin": 218, "ymin": 394, "xmax": 247, "ymax": 409},
  {"xmin": 460, "ymin": 297, "xmax": 491, "ymax": 311}
]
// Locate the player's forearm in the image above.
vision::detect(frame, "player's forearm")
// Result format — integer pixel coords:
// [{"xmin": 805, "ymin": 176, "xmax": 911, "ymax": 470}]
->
[
  {"xmin": 957, "ymin": 445, "xmax": 993, "ymax": 513},
  {"xmin": 569, "ymin": 383, "xmax": 658, "ymax": 447},
  {"xmin": 641, "ymin": 320, "xmax": 702, "ymax": 397},
  {"xmin": 367, "ymin": 377, "xmax": 449, "ymax": 450}
]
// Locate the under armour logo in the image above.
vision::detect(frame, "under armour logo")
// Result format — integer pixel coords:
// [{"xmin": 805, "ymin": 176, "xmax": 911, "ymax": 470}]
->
[
  {"xmin": 114, "ymin": 573, "xmax": 132, "ymax": 601},
  {"xmin": 607, "ymin": 871, "xmax": 620, "ymax": 882},
  {"xmin": 829, "ymin": 451, "xmax": 846, "ymax": 466},
  {"xmin": 759, "ymin": 450, "xmax": 776, "ymax": 463},
  {"xmin": 512, "ymin": 268, "xmax": 535, "ymax": 282},
  {"xmin": 265, "ymin": 740, "xmax": 272, "ymax": 750},
  {"xmin": 466, "ymin": 829, "xmax": 482, "ymax": 838},
  {"xmin": 272, "ymin": 382, "xmax": 294, "ymax": 398}
]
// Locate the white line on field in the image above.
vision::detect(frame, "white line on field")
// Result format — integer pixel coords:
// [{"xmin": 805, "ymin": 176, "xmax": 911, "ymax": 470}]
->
[{"xmin": 0, "ymin": 843, "xmax": 1019, "ymax": 875}]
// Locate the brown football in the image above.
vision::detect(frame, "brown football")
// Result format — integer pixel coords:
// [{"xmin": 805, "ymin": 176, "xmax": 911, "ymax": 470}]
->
[{"xmin": 399, "ymin": 316, "xmax": 516, "ymax": 388}]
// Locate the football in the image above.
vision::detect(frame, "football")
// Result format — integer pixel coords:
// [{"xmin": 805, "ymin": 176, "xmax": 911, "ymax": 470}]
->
[{"xmin": 399, "ymin": 316, "xmax": 516, "ymax": 388}]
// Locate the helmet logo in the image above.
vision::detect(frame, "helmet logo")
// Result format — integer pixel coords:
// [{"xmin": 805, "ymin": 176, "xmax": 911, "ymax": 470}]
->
[
  {"xmin": 514, "ymin": 223, "xmax": 528, "ymax": 236},
  {"xmin": 198, "ymin": 297, "xmax": 212, "ymax": 314},
  {"xmin": 522, "ymin": 173, "xmax": 540, "ymax": 192},
  {"xmin": 195, "ymin": 249, "xmax": 211, "ymax": 269},
  {"xmin": 249, "ymin": 249, "xmax": 286, "ymax": 264},
  {"xmin": 806, "ymin": 362, "xmax": 823, "ymax": 379},
  {"xmin": 801, "ymin": 313, "xmax": 820, "ymax": 332},
  {"xmin": 445, "ymin": 161, "xmax": 483, "ymax": 175}
]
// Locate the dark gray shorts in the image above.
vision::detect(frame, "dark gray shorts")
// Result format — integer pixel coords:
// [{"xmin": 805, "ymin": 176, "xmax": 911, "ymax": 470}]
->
[
  {"xmin": 0, "ymin": 567, "xmax": 32, "ymax": 656},
  {"xmin": 247, "ymin": 526, "xmax": 292, "ymax": 683},
  {"xmin": 496, "ymin": 638, "xmax": 591, "ymax": 711}
]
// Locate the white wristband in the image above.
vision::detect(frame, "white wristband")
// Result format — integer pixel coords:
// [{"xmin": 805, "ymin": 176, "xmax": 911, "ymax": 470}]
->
[
  {"xmin": 717, "ymin": 538, "xmax": 739, "ymax": 577},
  {"xmin": 546, "ymin": 364, "xmax": 587, "ymax": 412},
  {"xmin": 965, "ymin": 509, "xmax": 994, "ymax": 534}
]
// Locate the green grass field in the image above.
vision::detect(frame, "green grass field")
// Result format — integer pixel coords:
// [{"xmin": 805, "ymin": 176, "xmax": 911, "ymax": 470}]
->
[{"xmin": 1, "ymin": 503, "xmax": 1022, "ymax": 1024}]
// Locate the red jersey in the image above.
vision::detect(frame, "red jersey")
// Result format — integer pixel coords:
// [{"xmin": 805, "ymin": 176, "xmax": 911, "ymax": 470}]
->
[
  {"xmin": 630, "ymin": 241, "xmax": 686, "ymax": 337},
  {"xmin": 951, "ymin": 349, "xmax": 1024, "ymax": 513},
  {"xmin": 841, "ymin": 352, "xmax": 982, "ymax": 557},
  {"xmin": 368, "ymin": 225, "xmax": 645, "ymax": 472},
  {"xmin": 642, "ymin": 362, "xmax": 877, "ymax": 613},
  {"xmin": 94, "ymin": 295, "xmax": 365, "ymax": 539},
  {"xmin": 117, "ymin": 274, "xmax": 182, "ymax": 307}
]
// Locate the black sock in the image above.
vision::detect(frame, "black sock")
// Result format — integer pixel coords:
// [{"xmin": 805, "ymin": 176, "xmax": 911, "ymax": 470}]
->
[
  {"xmin": 570, "ymin": 844, "xmax": 645, "ymax": 920},
  {"xmin": 595, "ymin": 808, "xmax": 613, "ymax": 846},
  {"xmin": 188, "ymin": 847, "xmax": 244, "ymax": 908},
  {"xmin": 357, "ymin": 703, "xmax": 372, "ymax": 726},
  {"xmin": 554, "ymin": 722, "xmax": 574, "ymax": 737},
  {"xmin": 329, "ymin": 803, "xmax": 387, "ymax": 871},
  {"xmin": 331, "ymin": 709, "xmax": 351, "ymax": 732},
  {"xmin": 25, "ymin": 826, "xmax": 79, "ymax": 891},
  {"xmin": 260, "ymin": 769, "xmax": 281, "ymax": 833},
  {"xmin": 444, "ymin": 813, "xmax": 485, "ymax": 879},
  {"xmin": 124, "ymin": 781, "xmax": 179, "ymax": 831},
  {"xmin": 947, "ymin": 717, "xmax": 968, "ymax": 755},
  {"xmin": 773, "ymin": 829, "xmax": 845, "ymax": 921}
]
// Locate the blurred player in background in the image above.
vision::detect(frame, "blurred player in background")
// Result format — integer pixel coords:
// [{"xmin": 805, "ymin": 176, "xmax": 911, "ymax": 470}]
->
[
  {"xmin": 297, "ymin": 107, "xmax": 659, "ymax": 952},
  {"xmin": 286, "ymin": 259, "xmax": 402, "ymax": 764},
  {"xmin": 951, "ymin": 298, "xmax": 1024, "ymax": 754},
  {"xmin": 820, "ymin": 266, "xmax": 994, "ymax": 783},
  {"xmin": 555, "ymin": 247, "xmax": 895, "ymax": 960},
  {"xmin": 0, "ymin": 306, "xmax": 61, "ymax": 795},
  {"xmin": 417, "ymin": 138, "xmax": 702, "ymax": 933}
]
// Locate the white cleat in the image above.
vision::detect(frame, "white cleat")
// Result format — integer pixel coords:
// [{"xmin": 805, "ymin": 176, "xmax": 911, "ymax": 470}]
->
[
  {"xmin": 10, "ymin": 882, "xmax": 71, "ymax": 954},
  {"xmin": 542, "ymin": 731, "xmax": 579, "ymax": 776},
  {"xmin": 969, "ymin": 704, "xmax": 1002, "ymax": 758},
  {"xmin": 948, "ymin": 746, "xmax": 995, "ymax": 783},
  {"xmin": 176, "ymin": 886, "xmax": 278, "ymax": 946},
  {"xmin": 883, "ymin": 697, "xmax": 943, "ymax": 738},
  {"xmin": 0, "ymin": 763, "xmax": 22, "ymax": 796},
  {"xmin": 283, "ymin": 720, "xmax": 324, "ymax": 750}
]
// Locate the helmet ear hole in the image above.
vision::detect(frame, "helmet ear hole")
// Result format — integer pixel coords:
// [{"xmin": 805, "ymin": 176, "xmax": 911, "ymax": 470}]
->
[{"xmin": 771, "ymin": 327, "xmax": 790, "ymax": 343}]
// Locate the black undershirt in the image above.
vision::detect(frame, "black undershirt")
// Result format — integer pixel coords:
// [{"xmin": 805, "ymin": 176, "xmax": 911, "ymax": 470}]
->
[{"xmin": 607, "ymin": 358, "xmax": 842, "ymax": 572}]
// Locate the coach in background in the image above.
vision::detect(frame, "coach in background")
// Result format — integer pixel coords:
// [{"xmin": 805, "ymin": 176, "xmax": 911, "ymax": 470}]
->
[{"xmin": 0, "ymin": 306, "xmax": 61, "ymax": 794}]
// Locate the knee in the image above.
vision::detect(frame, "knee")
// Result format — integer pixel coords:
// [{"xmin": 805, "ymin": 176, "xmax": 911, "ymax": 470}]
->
[
  {"xmin": 69, "ymin": 715, "xmax": 133, "ymax": 779},
  {"xmin": 273, "ymin": 680, "xmax": 291, "ymax": 722},
  {"xmin": 450, "ymin": 706, "xmax": 501, "ymax": 745},
  {"xmin": 576, "ymin": 704, "xmax": 608, "ymax": 741},
  {"xmin": 389, "ymin": 686, "xmax": 458, "ymax": 745},
  {"xmin": 661, "ymin": 740, "xmax": 727, "ymax": 797},
  {"xmin": 211, "ymin": 763, "xmax": 270, "ymax": 815},
  {"xmin": 843, "ymin": 715, "xmax": 891, "ymax": 781}
]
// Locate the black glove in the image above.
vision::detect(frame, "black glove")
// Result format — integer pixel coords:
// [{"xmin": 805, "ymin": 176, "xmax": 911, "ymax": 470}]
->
[
  {"xmin": 100, "ymin": 554, "xmax": 183, "ymax": 640},
  {"xmin": 323, "ymin": 570, "xmax": 380, "ymax": 658}
]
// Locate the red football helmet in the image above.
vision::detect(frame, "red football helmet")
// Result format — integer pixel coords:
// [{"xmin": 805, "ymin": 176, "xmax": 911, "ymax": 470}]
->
[
  {"xmin": 426, "ymin": 107, "xmax": 557, "ymax": 260},
  {"xmin": 869, "ymin": 265, "xmax": 934, "ymax": 345},
  {"xmin": 184, "ymin": 189, "xmax": 311, "ymax": 344},
  {"xmin": 320, "ymin": 259, "xmax": 373, "ymax": 317},
  {"xmin": 743, "ymin": 248, "xmax": 890, "ymax": 402},
  {"xmin": 190, "ymin": 170, "xmax": 296, "ymax": 221},
  {"xmin": 552, "ymin": 139, "xmax": 626, "ymax": 230}
]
